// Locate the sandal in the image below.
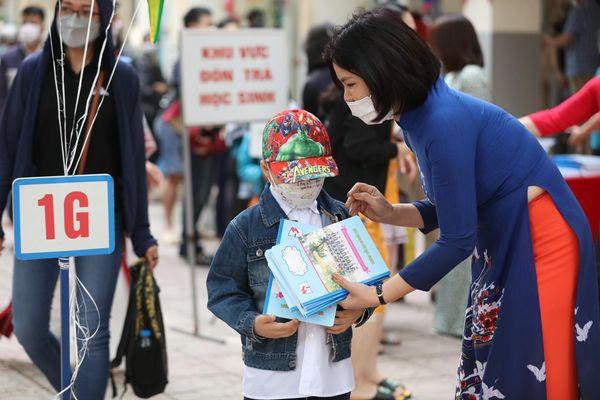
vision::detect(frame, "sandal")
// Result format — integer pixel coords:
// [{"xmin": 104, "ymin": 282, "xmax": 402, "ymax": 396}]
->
[
  {"xmin": 369, "ymin": 385, "xmax": 395, "ymax": 400},
  {"xmin": 378, "ymin": 379, "xmax": 412, "ymax": 400}
]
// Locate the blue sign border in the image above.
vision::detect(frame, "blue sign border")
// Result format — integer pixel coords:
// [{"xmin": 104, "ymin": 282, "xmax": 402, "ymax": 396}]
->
[{"xmin": 12, "ymin": 174, "xmax": 115, "ymax": 260}]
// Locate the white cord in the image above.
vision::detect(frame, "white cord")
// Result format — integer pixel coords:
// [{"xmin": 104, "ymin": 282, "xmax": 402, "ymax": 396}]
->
[
  {"xmin": 47, "ymin": 1, "xmax": 143, "ymax": 397},
  {"xmin": 65, "ymin": 0, "xmax": 116, "ymax": 174},
  {"xmin": 70, "ymin": 0, "xmax": 144, "ymax": 174},
  {"xmin": 66, "ymin": 0, "xmax": 95, "ymax": 150},
  {"xmin": 53, "ymin": 264, "xmax": 101, "ymax": 400}
]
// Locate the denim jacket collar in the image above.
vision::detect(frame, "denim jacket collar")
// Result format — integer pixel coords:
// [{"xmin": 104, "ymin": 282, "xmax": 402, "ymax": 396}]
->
[{"xmin": 259, "ymin": 184, "xmax": 346, "ymax": 228}]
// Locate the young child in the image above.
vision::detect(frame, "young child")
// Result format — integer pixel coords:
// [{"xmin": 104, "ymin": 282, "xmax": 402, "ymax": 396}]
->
[{"xmin": 207, "ymin": 109, "xmax": 373, "ymax": 400}]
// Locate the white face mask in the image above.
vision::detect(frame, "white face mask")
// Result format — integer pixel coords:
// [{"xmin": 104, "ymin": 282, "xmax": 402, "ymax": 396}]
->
[
  {"xmin": 18, "ymin": 23, "xmax": 41, "ymax": 46},
  {"xmin": 271, "ymin": 178, "xmax": 324, "ymax": 209},
  {"xmin": 59, "ymin": 14, "xmax": 101, "ymax": 49},
  {"xmin": 346, "ymin": 95, "xmax": 395, "ymax": 125}
]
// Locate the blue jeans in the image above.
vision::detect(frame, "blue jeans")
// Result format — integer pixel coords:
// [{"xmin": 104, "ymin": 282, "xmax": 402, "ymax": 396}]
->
[{"xmin": 12, "ymin": 216, "xmax": 124, "ymax": 400}]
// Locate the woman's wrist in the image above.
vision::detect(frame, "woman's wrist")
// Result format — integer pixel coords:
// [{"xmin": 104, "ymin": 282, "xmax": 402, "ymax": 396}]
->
[
  {"xmin": 384, "ymin": 203, "xmax": 399, "ymax": 225},
  {"xmin": 389, "ymin": 203, "xmax": 409, "ymax": 226},
  {"xmin": 381, "ymin": 274, "xmax": 415, "ymax": 304}
]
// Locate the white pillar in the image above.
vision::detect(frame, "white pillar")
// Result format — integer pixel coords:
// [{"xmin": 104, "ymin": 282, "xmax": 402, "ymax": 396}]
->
[{"xmin": 464, "ymin": 0, "xmax": 543, "ymax": 116}]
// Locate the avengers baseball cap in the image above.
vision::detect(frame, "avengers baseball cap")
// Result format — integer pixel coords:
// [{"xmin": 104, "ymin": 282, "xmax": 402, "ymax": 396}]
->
[{"xmin": 262, "ymin": 109, "xmax": 338, "ymax": 184}]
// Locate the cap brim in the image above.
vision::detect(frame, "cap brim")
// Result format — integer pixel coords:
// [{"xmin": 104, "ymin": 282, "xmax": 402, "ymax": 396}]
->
[{"xmin": 268, "ymin": 156, "xmax": 338, "ymax": 184}]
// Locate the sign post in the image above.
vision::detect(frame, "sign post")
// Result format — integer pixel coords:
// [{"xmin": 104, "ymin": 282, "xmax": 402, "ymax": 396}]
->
[
  {"xmin": 59, "ymin": 257, "xmax": 71, "ymax": 399},
  {"xmin": 179, "ymin": 28, "xmax": 289, "ymax": 341},
  {"xmin": 12, "ymin": 174, "xmax": 115, "ymax": 399}
]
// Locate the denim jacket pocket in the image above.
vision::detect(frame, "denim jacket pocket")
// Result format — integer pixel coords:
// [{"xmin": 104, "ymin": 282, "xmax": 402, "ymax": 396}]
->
[{"xmin": 247, "ymin": 242, "xmax": 275, "ymax": 311}]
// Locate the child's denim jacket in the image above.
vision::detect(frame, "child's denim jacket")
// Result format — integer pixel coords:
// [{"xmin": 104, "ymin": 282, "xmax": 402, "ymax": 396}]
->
[{"xmin": 207, "ymin": 186, "xmax": 373, "ymax": 371}]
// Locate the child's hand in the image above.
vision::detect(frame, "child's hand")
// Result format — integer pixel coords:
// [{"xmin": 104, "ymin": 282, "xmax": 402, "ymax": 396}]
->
[
  {"xmin": 327, "ymin": 308, "xmax": 365, "ymax": 335},
  {"xmin": 254, "ymin": 315, "xmax": 300, "ymax": 339}
]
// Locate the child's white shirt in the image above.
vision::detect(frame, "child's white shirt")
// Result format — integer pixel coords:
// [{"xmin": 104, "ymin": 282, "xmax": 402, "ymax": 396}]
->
[{"xmin": 242, "ymin": 191, "xmax": 355, "ymax": 399}]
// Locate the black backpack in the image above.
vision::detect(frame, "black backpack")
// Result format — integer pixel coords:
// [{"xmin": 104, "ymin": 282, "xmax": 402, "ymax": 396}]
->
[{"xmin": 110, "ymin": 261, "xmax": 168, "ymax": 398}]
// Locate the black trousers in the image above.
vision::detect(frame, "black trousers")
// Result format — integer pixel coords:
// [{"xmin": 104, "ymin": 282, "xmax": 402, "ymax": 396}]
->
[{"xmin": 244, "ymin": 393, "xmax": 350, "ymax": 400}]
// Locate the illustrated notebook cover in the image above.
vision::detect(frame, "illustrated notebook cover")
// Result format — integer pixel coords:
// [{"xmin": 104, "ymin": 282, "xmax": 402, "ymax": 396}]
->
[
  {"xmin": 263, "ymin": 219, "xmax": 336, "ymax": 326},
  {"xmin": 265, "ymin": 216, "xmax": 390, "ymax": 316}
]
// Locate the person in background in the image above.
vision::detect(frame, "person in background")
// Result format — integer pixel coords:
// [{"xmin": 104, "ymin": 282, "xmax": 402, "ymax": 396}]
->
[
  {"xmin": 233, "ymin": 129, "xmax": 264, "ymax": 207},
  {"xmin": 247, "ymin": 9, "xmax": 266, "ymax": 28},
  {"xmin": 217, "ymin": 17, "xmax": 240, "ymax": 30},
  {"xmin": 544, "ymin": 0, "xmax": 572, "ymax": 107},
  {"xmin": 214, "ymin": 17, "xmax": 241, "ymax": 238},
  {"xmin": 143, "ymin": 116, "xmax": 163, "ymax": 190},
  {"xmin": 171, "ymin": 7, "xmax": 213, "ymax": 98},
  {"xmin": 154, "ymin": 7, "xmax": 212, "ymax": 246},
  {"xmin": 519, "ymin": 35, "xmax": 600, "ymax": 154},
  {"xmin": 543, "ymin": 0, "xmax": 600, "ymax": 153},
  {"xmin": 428, "ymin": 14, "xmax": 490, "ymax": 338},
  {"xmin": 567, "ymin": 32, "xmax": 600, "ymax": 155},
  {"xmin": 154, "ymin": 100, "xmax": 183, "ymax": 244},
  {"xmin": 519, "ymin": 76, "xmax": 600, "ymax": 154},
  {"xmin": 544, "ymin": 0, "xmax": 600, "ymax": 95},
  {"xmin": 320, "ymin": 84, "xmax": 411, "ymax": 400},
  {"xmin": 0, "ymin": 6, "xmax": 45, "ymax": 112},
  {"xmin": 0, "ymin": 1, "xmax": 158, "ymax": 398},
  {"xmin": 430, "ymin": 15, "xmax": 490, "ymax": 102},
  {"xmin": 380, "ymin": 2, "xmax": 416, "ymax": 30},
  {"xmin": 168, "ymin": 7, "xmax": 218, "ymax": 264},
  {"xmin": 302, "ymin": 23, "xmax": 334, "ymax": 121},
  {"xmin": 138, "ymin": 32, "xmax": 168, "ymax": 153},
  {"xmin": 0, "ymin": 23, "xmax": 18, "ymax": 53},
  {"xmin": 410, "ymin": 10, "xmax": 429, "ymax": 41}
]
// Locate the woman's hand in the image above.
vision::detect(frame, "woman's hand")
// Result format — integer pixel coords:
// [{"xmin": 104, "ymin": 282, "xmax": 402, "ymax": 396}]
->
[
  {"xmin": 346, "ymin": 182, "xmax": 394, "ymax": 223},
  {"xmin": 145, "ymin": 245, "xmax": 159, "ymax": 270},
  {"xmin": 567, "ymin": 114, "xmax": 598, "ymax": 147},
  {"xmin": 254, "ymin": 315, "xmax": 300, "ymax": 339},
  {"xmin": 146, "ymin": 161, "xmax": 164, "ymax": 189},
  {"xmin": 568, "ymin": 125, "xmax": 588, "ymax": 147},
  {"xmin": 327, "ymin": 308, "xmax": 365, "ymax": 335},
  {"xmin": 333, "ymin": 274, "xmax": 379, "ymax": 310},
  {"xmin": 335, "ymin": 274, "xmax": 416, "ymax": 310}
]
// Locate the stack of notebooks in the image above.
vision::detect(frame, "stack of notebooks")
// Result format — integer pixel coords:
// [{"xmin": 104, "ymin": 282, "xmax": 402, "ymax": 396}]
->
[
  {"xmin": 263, "ymin": 216, "xmax": 390, "ymax": 327},
  {"xmin": 554, "ymin": 154, "xmax": 600, "ymax": 178}
]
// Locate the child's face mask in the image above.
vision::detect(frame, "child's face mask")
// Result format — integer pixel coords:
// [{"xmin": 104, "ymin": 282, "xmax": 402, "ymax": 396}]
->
[{"xmin": 271, "ymin": 178, "xmax": 324, "ymax": 209}]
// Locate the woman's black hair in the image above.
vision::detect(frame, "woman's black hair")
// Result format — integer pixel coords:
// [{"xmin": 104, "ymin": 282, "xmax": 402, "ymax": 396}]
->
[
  {"xmin": 429, "ymin": 14, "xmax": 483, "ymax": 73},
  {"xmin": 304, "ymin": 23, "xmax": 334, "ymax": 73},
  {"xmin": 323, "ymin": 8, "xmax": 440, "ymax": 120}
]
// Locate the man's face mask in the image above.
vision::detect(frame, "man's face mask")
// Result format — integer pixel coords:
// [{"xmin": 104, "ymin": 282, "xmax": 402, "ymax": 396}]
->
[
  {"xmin": 270, "ymin": 178, "xmax": 324, "ymax": 209},
  {"xmin": 59, "ymin": 13, "xmax": 101, "ymax": 49},
  {"xmin": 18, "ymin": 23, "xmax": 41, "ymax": 46},
  {"xmin": 346, "ymin": 95, "xmax": 395, "ymax": 125}
]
